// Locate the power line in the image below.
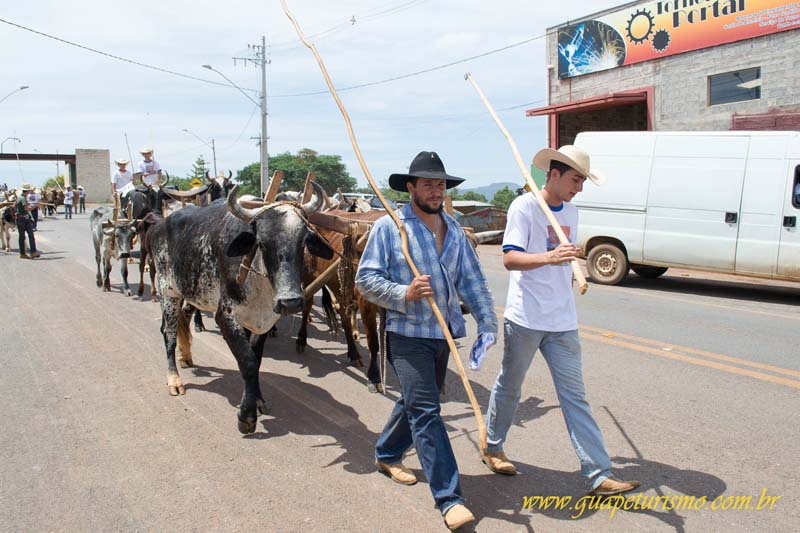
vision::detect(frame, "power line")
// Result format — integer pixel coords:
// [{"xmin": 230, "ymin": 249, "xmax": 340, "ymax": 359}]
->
[
  {"xmin": 1, "ymin": 15, "xmax": 549, "ymax": 100},
  {"xmin": 0, "ymin": 17, "xmax": 258, "ymax": 93}
]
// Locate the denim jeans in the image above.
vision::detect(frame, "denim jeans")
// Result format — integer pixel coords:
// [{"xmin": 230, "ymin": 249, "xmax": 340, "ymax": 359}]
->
[
  {"xmin": 486, "ymin": 319, "xmax": 612, "ymax": 489},
  {"xmin": 16, "ymin": 216, "xmax": 36, "ymax": 254},
  {"xmin": 65, "ymin": 204, "xmax": 73, "ymax": 218},
  {"xmin": 375, "ymin": 332, "xmax": 463, "ymax": 514}
]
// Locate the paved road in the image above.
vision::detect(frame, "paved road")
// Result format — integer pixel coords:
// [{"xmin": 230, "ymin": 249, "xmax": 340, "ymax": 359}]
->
[{"xmin": 1, "ymin": 210, "xmax": 798, "ymax": 532}]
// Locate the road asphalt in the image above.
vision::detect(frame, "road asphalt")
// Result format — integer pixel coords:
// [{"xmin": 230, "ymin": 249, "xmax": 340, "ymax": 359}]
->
[{"xmin": 1, "ymin": 209, "xmax": 798, "ymax": 532}]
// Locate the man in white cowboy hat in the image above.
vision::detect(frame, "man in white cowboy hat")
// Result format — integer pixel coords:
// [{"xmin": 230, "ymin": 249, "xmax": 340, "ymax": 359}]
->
[
  {"xmin": 111, "ymin": 158, "xmax": 135, "ymax": 210},
  {"xmin": 137, "ymin": 147, "xmax": 166, "ymax": 214},
  {"xmin": 482, "ymin": 145, "xmax": 641, "ymax": 497},
  {"xmin": 356, "ymin": 151, "xmax": 497, "ymax": 530},
  {"xmin": 14, "ymin": 183, "xmax": 40, "ymax": 259}
]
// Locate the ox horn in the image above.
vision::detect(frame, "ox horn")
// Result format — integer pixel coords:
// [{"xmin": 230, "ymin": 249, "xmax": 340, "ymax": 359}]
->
[
  {"xmin": 226, "ymin": 184, "xmax": 271, "ymax": 222},
  {"xmin": 301, "ymin": 181, "xmax": 325, "ymax": 214},
  {"xmin": 158, "ymin": 170, "xmax": 170, "ymax": 188},
  {"xmin": 471, "ymin": 230, "xmax": 505, "ymax": 244},
  {"xmin": 226, "ymin": 170, "xmax": 233, "ymax": 180},
  {"xmin": 205, "ymin": 170, "xmax": 213, "ymax": 183}
]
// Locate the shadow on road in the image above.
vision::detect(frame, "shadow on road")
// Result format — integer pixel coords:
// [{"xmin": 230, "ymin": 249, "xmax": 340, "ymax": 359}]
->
[{"xmin": 594, "ymin": 273, "xmax": 798, "ymax": 306}]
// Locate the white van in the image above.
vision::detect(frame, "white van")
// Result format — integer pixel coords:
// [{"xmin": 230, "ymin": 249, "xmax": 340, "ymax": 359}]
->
[{"xmin": 573, "ymin": 131, "xmax": 800, "ymax": 285}]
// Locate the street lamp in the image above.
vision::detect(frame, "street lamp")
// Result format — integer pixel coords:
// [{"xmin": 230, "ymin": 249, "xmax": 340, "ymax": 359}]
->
[
  {"xmin": 1, "ymin": 137, "xmax": 21, "ymax": 154},
  {"xmin": 203, "ymin": 63, "xmax": 268, "ymax": 195},
  {"xmin": 182, "ymin": 128, "xmax": 217, "ymax": 177},
  {"xmin": 0, "ymin": 85, "xmax": 29, "ymax": 105}
]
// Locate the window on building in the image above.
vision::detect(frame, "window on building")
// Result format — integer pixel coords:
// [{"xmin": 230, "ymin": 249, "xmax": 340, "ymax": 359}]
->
[
  {"xmin": 708, "ymin": 67, "xmax": 761, "ymax": 106},
  {"xmin": 793, "ymin": 165, "xmax": 800, "ymax": 209}
]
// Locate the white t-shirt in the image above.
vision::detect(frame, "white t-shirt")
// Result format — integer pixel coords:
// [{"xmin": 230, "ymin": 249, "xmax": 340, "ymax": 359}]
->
[
  {"xmin": 64, "ymin": 190, "xmax": 74, "ymax": 205},
  {"xmin": 27, "ymin": 192, "xmax": 40, "ymax": 207},
  {"xmin": 138, "ymin": 159, "xmax": 162, "ymax": 186},
  {"xmin": 112, "ymin": 170, "xmax": 134, "ymax": 191},
  {"xmin": 502, "ymin": 192, "xmax": 579, "ymax": 332}
]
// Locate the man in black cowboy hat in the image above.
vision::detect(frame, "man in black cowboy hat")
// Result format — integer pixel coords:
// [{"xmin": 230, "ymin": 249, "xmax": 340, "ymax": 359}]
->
[{"xmin": 356, "ymin": 151, "xmax": 497, "ymax": 530}]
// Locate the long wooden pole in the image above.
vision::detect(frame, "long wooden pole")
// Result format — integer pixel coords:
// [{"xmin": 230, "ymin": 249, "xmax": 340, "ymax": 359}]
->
[
  {"xmin": 465, "ymin": 73, "xmax": 589, "ymax": 294},
  {"xmin": 281, "ymin": 0, "xmax": 488, "ymax": 451}
]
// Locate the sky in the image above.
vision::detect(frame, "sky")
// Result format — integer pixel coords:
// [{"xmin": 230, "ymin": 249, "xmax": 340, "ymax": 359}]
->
[{"xmin": 0, "ymin": 0, "xmax": 623, "ymax": 192}]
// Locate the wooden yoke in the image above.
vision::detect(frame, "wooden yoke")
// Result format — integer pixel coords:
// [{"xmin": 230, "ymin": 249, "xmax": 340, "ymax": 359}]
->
[
  {"xmin": 302, "ymin": 172, "xmax": 316, "ymax": 203},
  {"xmin": 465, "ymin": 73, "xmax": 589, "ymax": 294},
  {"xmin": 282, "ymin": 0, "xmax": 490, "ymax": 452}
]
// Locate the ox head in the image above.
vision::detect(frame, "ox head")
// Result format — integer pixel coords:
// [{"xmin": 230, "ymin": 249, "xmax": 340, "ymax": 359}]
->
[
  {"xmin": 225, "ymin": 181, "xmax": 333, "ymax": 315},
  {"xmin": 103, "ymin": 219, "xmax": 138, "ymax": 258},
  {"xmin": 206, "ymin": 170, "xmax": 234, "ymax": 201}
]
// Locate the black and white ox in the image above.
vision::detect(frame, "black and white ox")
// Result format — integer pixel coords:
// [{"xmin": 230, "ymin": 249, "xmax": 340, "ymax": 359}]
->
[
  {"xmin": 149, "ymin": 182, "xmax": 333, "ymax": 433},
  {"xmin": 1, "ymin": 204, "xmax": 15, "ymax": 252},
  {"xmin": 90, "ymin": 206, "xmax": 138, "ymax": 295},
  {"xmin": 205, "ymin": 170, "xmax": 235, "ymax": 202}
]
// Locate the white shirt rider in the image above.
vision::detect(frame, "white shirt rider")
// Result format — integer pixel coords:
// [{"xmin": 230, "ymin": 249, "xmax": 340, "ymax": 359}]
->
[{"xmin": 138, "ymin": 157, "xmax": 162, "ymax": 187}]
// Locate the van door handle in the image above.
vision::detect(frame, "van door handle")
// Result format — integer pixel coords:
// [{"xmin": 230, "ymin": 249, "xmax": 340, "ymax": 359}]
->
[
  {"xmin": 725, "ymin": 212, "xmax": 738, "ymax": 223},
  {"xmin": 785, "ymin": 216, "xmax": 797, "ymax": 228}
]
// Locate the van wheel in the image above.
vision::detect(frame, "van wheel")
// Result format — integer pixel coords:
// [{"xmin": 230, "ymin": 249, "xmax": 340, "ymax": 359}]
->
[
  {"xmin": 587, "ymin": 244, "xmax": 629, "ymax": 285},
  {"xmin": 632, "ymin": 266, "xmax": 668, "ymax": 279}
]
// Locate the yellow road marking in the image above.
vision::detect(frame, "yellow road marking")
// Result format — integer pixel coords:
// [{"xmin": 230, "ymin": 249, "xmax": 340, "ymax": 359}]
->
[{"xmin": 493, "ymin": 306, "xmax": 800, "ymax": 389}]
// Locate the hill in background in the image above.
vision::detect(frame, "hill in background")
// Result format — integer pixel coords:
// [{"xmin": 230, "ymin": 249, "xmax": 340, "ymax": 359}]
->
[{"xmin": 460, "ymin": 181, "xmax": 519, "ymax": 199}]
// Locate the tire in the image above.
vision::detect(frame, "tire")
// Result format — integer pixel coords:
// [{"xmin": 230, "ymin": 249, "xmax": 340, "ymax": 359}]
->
[
  {"xmin": 632, "ymin": 265, "xmax": 668, "ymax": 279},
  {"xmin": 586, "ymin": 243, "xmax": 629, "ymax": 285}
]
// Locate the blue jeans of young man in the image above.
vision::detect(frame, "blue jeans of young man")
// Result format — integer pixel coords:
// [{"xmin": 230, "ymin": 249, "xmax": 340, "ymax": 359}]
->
[
  {"xmin": 375, "ymin": 332, "xmax": 463, "ymax": 515},
  {"xmin": 485, "ymin": 319, "xmax": 612, "ymax": 490},
  {"xmin": 65, "ymin": 204, "xmax": 72, "ymax": 218},
  {"xmin": 16, "ymin": 215, "xmax": 36, "ymax": 255}
]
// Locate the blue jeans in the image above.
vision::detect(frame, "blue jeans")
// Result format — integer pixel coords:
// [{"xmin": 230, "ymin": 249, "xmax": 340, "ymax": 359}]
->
[
  {"xmin": 486, "ymin": 320, "xmax": 612, "ymax": 489},
  {"xmin": 375, "ymin": 332, "xmax": 463, "ymax": 514},
  {"xmin": 65, "ymin": 204, "xmax": 72, "ymax": 218},
  {"xmin": 16, "ymin": 215, "xmax": 36, "ymax": 254}
]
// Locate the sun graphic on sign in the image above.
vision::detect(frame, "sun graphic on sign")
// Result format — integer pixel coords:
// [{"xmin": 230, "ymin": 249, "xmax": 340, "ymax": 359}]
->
[{"xmin": 626, "ymin": 8, "xmax": 655, "ymax": 45}]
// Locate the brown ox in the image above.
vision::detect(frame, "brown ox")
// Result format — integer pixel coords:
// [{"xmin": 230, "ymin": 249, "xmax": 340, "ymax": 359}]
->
[{"xmin": 298, "ymin": 209, "xmax": 386, "ymax": 392}]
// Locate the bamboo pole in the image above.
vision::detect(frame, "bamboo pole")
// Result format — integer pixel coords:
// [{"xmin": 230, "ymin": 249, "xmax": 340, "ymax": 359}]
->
[
  {"xmin": 464, "ymin": 73, "xmax": 589, "ymax": 294},
  {"xmin": 282, "ymin": 0, "xmax": 488, "ymax": 451}
]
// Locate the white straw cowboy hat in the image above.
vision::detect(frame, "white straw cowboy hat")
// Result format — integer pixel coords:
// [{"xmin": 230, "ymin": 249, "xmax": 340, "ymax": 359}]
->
[
  {"xmin": 114, "ymin": 158, "xmax": 129, "ymax": 165},
  {"xmin": 139, "ymin": 147, "xmax": 153, "ymax": 154},
  {"xmin": 21, "ymin": 183, "xmax": 33, "ymax": 191},
  {"xmin": 532, "ymin": 145, "xmax": 605, "ymax": 186}
]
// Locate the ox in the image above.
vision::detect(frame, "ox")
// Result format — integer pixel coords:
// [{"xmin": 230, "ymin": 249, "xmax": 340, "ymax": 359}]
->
[
  {"xmin": 148, "ymin": 182, "xmax": 332, "ymax": 433},
  {"xmin": 205, "ymin": 170, "xmax": 235, "ymax": 202},
  {"xmin": 90, "ymin": 206, "xmax": 138, "ymax": 294},
  {"xmin": 1, "ymin": 204, "xmax": 15, "ymax": 252},
  {"xmin": 298, "ymin": 209, "xmax": 385, "ymax": 392}
]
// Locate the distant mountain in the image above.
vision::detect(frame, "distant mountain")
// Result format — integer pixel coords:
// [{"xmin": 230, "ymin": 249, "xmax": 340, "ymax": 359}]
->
[{"xmin": 460, "ymin": 182, "xmax": 519, "ymax": 200}]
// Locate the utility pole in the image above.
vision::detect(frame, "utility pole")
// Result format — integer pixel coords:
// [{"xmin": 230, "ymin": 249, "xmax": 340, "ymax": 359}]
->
[
  {"xmin": 211, "ymin": 138, "xmax": 218, "ymax": 177},
  {"xmin": 234, "ymin": 36, "xmax": 269, "ymax": 195}
]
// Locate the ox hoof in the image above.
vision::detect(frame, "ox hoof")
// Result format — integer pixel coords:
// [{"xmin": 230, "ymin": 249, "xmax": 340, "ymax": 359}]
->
[
  {"xmin": 350, "ymin": 358, "xmax": 365, "ymax": 369},
  {"xmin": 179, "ymin": 359, "xmax": 194, "ymax": 369},
  {"xmin": 257, "ymin": 399, "xmax": 272, "ymax": 415},
  {"xmin": 103, "ymin": 286, "xmax": 110, "ymax": 292},
  {"xmin": 96, "ymin": 279, "xmax": 102, "ymax": 287},
  {"xmin": 295, "ymin": 339, "xmax": 306, "ymax": 354},
  {"xmin": 237, "ymin": 416, "xmax": 257, "ymax": 434},
  {"xmin": 194, "ymin": 325, "xmax": 205, "ymax": 333},
  {"xmin": 168, "ymin": 384, "xmax": 186, "ymax": 396},
  {"xmin": 125, "ymin": 290, "xmax": 132, "ymax": 297},
  {"xmin": 368, "ymin": 382, "xmax": 384, "ymax": 394}
]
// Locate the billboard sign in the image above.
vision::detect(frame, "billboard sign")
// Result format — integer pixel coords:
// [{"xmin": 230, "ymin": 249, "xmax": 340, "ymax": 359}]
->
[{"xmin": 558, "ymin": 0, "xmax": 800, "ymax": 78}]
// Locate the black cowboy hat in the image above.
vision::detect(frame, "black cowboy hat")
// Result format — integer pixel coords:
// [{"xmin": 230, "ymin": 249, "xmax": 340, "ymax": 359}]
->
[{"xmin": 388, "ymin": 151, "xmax": 465, "ymax": 192}]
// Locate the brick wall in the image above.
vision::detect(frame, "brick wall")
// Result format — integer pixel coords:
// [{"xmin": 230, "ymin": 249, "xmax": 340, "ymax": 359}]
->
[
  {"xmin": 546, "ymin": 27, "xmax": 800, "ymax": 131},
  {"xmin": 75, "ymin": 149, "xmax": 110, "ymax": 204}
]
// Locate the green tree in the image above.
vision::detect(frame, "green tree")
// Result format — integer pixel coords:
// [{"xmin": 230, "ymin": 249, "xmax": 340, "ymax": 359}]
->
[
  {"xmin": 459, "ymin": 191, "xmax": 488, "ymax": 202},
  {"xmin": 236, "ymin": 149, "xmax": 357, "ymax": 197},
  {"xmin": 168, "ymin": 155, "xmax": 207, "ymax": 191},
  {"xmin": 43, "ymin": 175, "xmax": 65, "ymax": 189},
  {"xmin": 492, "ymin": 186, "xmax": 515, "ymax": 210}
]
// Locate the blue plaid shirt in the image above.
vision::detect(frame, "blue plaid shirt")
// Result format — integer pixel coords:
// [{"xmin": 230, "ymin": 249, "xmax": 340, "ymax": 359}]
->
[{"xmin": 355, "ymin": 203, "xmax": 497, "ymax": 340}]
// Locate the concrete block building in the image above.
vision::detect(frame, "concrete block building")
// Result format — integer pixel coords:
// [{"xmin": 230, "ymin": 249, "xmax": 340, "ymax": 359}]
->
[{"xmin": 528, "ymin": 0, "xmax": 800, "ymax": 147}]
